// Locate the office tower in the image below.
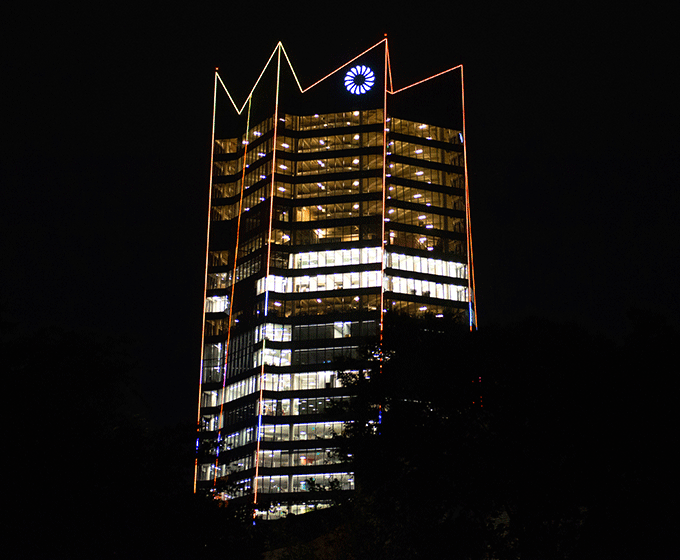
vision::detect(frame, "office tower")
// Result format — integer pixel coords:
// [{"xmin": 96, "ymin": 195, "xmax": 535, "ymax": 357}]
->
[{"xmin": 195, "ymin": 39, "xmax": 476, "ymax": 519}]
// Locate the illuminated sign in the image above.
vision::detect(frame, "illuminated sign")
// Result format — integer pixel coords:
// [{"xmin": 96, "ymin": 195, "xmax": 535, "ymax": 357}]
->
[{"xmin": 344, "ymin": 65, "xmax": 375, "ymax": 95}]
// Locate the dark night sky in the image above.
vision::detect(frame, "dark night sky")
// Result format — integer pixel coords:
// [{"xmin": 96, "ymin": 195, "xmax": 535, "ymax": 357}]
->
[{"xmin": 2, "ymin": 3, "xmax": 679, "ymax": 425}]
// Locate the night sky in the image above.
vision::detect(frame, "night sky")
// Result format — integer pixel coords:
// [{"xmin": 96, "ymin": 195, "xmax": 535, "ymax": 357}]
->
[{"xmin": 3, "ymin": 3, "xmax": 678, "ymax": 425}]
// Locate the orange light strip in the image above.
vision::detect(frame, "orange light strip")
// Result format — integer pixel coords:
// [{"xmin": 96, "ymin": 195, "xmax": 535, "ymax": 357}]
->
[
  {"xmin": 217, "ymin": 44, "xmax": 281, "ymax": 115},
  {"xmin": 389, "ymin": 65, "xmax": 463, "ymax": 95},
  {"xmin": 194, "ymin": 70, "xmax": 219, "ymax": 494},
  {"xmin": 301, "ymin": 39, "xmax": 387, "ymax": 93},
  {"xmin": 212, "ymin": 98, "xmax": 252, "ymax": 489},
  {"xmin": 460, "ymin": 64, "xmax": 477, "ymax": 330},
  {"xmin": 253, "ymin": 46, "xmax": 283, "ymax": 513},
  {"xmin": 379, "ymin": 38, "xmax": 389, "ymax": 344}
]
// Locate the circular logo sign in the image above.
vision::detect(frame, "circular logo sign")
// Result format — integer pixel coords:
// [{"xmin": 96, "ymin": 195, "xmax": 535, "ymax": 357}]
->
[{"xmin": 344, "ymin": 65, "xmax": 375, "ymax": 95}]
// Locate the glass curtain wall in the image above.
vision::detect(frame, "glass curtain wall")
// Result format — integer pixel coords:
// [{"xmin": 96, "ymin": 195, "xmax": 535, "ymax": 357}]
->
[{"xmin": 198, "ymin": 109, "xmax": 469, "ymax": 518}]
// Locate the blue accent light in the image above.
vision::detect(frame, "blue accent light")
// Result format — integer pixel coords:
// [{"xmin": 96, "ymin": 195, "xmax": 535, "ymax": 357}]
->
[{"xmin": 344, "ymin": 65, "xmax": 375, "ymax": 95}]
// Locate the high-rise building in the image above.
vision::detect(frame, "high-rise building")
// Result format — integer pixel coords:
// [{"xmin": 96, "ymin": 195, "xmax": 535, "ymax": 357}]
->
[{"xmin": 195, "ymin": 39, "xmax": 477, "ymax": 519}]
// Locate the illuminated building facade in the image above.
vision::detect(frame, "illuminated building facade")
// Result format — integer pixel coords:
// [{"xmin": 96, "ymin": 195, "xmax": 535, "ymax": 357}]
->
[{"xmin": 195, "ymin": 39, "xmax": 477, "ymax": 518}]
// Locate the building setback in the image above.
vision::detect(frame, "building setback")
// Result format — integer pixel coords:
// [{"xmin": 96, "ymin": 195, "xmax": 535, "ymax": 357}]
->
[{"xmin": 195, "ymin": 39, "xmax": 477, "ymax": 519}]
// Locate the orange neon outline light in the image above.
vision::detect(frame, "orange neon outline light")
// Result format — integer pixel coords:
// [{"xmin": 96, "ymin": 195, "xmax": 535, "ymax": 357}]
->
[
  {"xmin": 253, "ymin": 45, "xmax": 283, "ymax": 512},
  {"xmin": 212, "ymin": 98, "xmax": 253, "ymax": 489},
  {"xmin": 203, "ymin": 37, "xmax": 478, "ymax": 507},
  {"xmin": 194, "ymin": 70, "xmax": 219, "ymax": 493}
]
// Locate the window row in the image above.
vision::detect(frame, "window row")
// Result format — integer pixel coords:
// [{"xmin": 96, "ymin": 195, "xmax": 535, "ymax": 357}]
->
[
  {"xmin": 386, "ymin": 252, "xmax": 467, "ymax": 279},
  {"xmin": 386, "ymin": 206, "xmax": 465, "ymax": 232},
  {"xmin": 257, "ymin": 447, "xmax": 343, "ymax": 469},
  {"xmin": 389, "ymin": 118, "xmax": 462, "ymax": 144},
  {"xmin": 267, "ymin": 293, "xmax": 380, "ymax": 317},
  {"xmin": 388, "ymin": 230, "xmax": 465, "ymax": 255},
  {"xmin": 253, "ymin": 344, "xmax": 358, "ymax": 367},
  {"xmin": 256, "ymin": 270, "xmax": 381, "ymax": 295},
  {"xmin": 260, "ymin": 421, "xmax": 345, "ymax": 442},
  {"xmin": 390, "ymin": 139, "xmax": 463, "ymax": 166},
  {"xmin": 293, "ymin": 320, "xmax": 376, "ymax": 341},
  {"xmin": 260, "ymin": 396, "xmax": 350, "ymax": 417},
  {"xmin": 388, "ymin": 162, "xmax": 462, "ymax": 187},
  {"xmin": 277, "ymin": 154, "xmax": 382, "ymax": 176},
  {"xmin": 291, "ymin": 247, "xmax": 381, "ymax": 269},
  {"xmin": 206, "ymin": 257, "xmax": 261, "ymax": 290},
  {"xmin": 386, "ymin": 299, "xmax": 468, "ymax": 319},
  {"xmin": 255, "ymin": 472, "xmax": 354, "ymax": 494},
  {"xmin": 387, "ymin": 183, "xmax": 464, "ymax": 210},
  {"xmin": 296, "ymin": 199, "xmax": 381, "ymax": 221},
  {"xmin": 276, "ymin": 131, "xmax": 382, "ymax": 153},
  {"xmin": 206, "ymin": 295, "xmax": 229, "ymax": 313},
  {"xmin": 386, "ymin": 275, "xmax": 468, "ymax": 302},
  {"xmin": 294, "ymin": 109, "xmax": 383, "ymax": 131}
]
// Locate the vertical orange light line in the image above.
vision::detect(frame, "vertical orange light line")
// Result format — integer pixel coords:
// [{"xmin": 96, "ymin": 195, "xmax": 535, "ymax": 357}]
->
[
  {"xmin": 212, "ymin": 98, "xmax": 252, "ymax": 488},
  {"xmin": 460, "ymin": 64, "xmax": 477, "ymax": 330},
  {"xmin": 379, "ymin": 38, "xmax": 389, "ymax": 345},
  {"xmin": 254, "ymin": 44, "xmax": 282, "ymax": 513},
  {"xmin": 195, "ymin": 69, "xmax": 219, "ymax": 494}
]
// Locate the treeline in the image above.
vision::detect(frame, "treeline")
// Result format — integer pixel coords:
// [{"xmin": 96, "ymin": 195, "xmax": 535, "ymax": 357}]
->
[{"xmin": 4, "ymin": 311, "xmax": 676, "ymax": 558}]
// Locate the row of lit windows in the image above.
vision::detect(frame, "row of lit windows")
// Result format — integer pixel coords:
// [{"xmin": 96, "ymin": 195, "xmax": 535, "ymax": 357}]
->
[
  {"xmin": 213, "ymin": 112, "xmax": 460, "ymax": 156},
  {"xmin": 388, "ymin": 183, "xmax": 464, "ymax": 209},
  {"xmin": 260, "ymin": 421, "xmax": 345, "ymax": 442},
  {"xmin": 291, "ymin": 247, "xmax": 381, "ymax": 269},
  {"xmin": 295, "ymin": 110, "xmax": 383, "ymax": 131},
  {"xmin": 390, "ymin": 139, "xmax": 463, "ymax": 166},
  {"xmin": 257, "ymin": 448, "xmax": 343, "ymax": 469},
  {"xmin": 296, "ymin": 177, "xmax": 382, "ymax": 198},
  {"xmin": 254, "ymin": 273, "xmax": 465, "ymax": 302},
  {"xmin": 206, "ymin": 295, "xmax": 229, "ymax": 313},
  {"xmin": 277, "ymin": 154, "xmax": 382, "ymax": 176},
  {"xmin": 206, "ymin": 258, "xmax": 260, "ymax": 290},
  {"xmin": 386, "ymin": 253, "xmax": 467, "ymax": 278},
  {"xmin": 214, "ymin": 176, "xmax": 383, "ymax": 203},
  {"xmin": 277, "ymin": 131, "xmax": 383, "ymax": 153},
  {"xmin": 206, "ymin": 371, "xmax": 345, "ymax": 408},
  {"xmin": 256, "ymin": 271, "xmax": 381, "ymax": 295},
  {"xmin": 386, "ymin": 275, "xmax": 468, "ymax": 302},
  {"xmin": 387, "ymin": 299, "xmax": 468, "ymax": 318},
  {"xmin": 388, "ymin": 231, "xmax": 464, "ymax": 255},
  {"xmin": 294, "ymin": 320, "xmax": 375, "ymax": 341},
  {"xmin": 260, "ymin": 396, "xmax": 349, "ymax": 417},
  {"xmin": 386, "ymin": 207, "xmax": 465, "ymax": 232},
  {"xmin": 388, "ymin": 162, "xmax": 461, "ymax": 187},
  {"xmin": 267, "ymin": 293, "xmax": 380, "ymax": 317},
  {"xmin": 390, "ymin": 117, "xmax": 462, "ymax": 144},
  {"xmin": 296, "ymin": 199, "xmax": 381, "ymax": 221},
  {"xmin": 255, "ymin": 473, "xmax": 354, "ymax": 494}
]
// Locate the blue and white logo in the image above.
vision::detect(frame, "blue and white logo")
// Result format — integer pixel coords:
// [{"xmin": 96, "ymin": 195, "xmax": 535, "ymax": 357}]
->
[{"xmin": 344, "ymin": 65, "xmax": 375, "ymax": 95}]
